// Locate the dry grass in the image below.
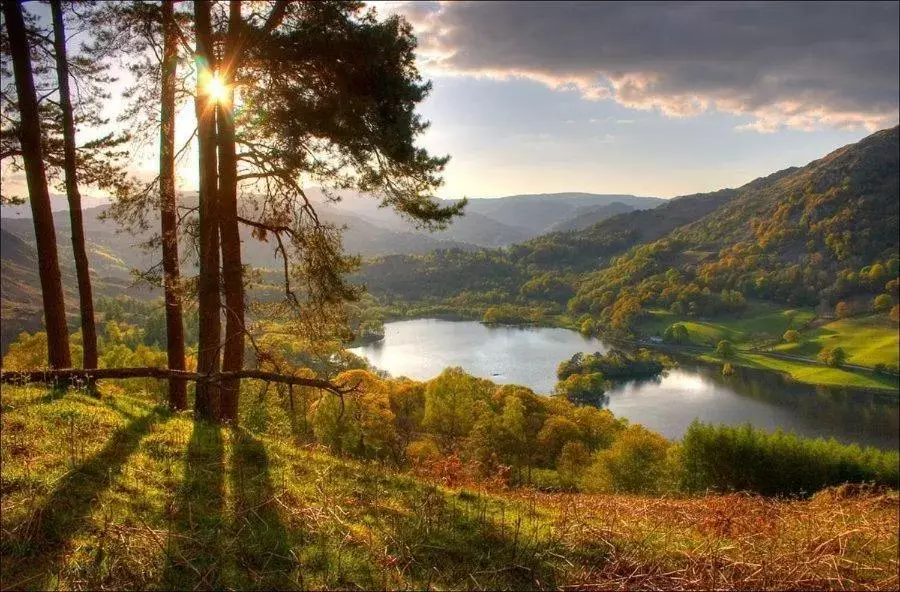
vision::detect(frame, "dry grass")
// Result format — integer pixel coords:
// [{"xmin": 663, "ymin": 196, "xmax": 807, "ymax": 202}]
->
[
  {"xmin": 501, "ymin": 489, "xmax": 899, "ymax": 590},
  {"xmin": 1, "ymin": 385, "xmax": 897, "ymax": 590}
]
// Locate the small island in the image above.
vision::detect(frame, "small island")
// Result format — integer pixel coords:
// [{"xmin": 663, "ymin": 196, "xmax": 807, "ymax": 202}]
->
[{"xmin": 554, "ymin": 348, "xmax": 671, "ymax": 405}]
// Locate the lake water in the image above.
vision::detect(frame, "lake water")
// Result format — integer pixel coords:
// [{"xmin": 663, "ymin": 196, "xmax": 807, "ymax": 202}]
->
[{"xmin": 350, "ymin": 319, "xmax": 899, "ymax": 450}]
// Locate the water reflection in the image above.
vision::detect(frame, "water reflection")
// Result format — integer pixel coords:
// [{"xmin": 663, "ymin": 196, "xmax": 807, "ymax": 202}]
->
[
  {"xmin": 605, "ymin": 360, "xmax": 899, "ymax": 449},
  {"xmin": 350, "ymin": 319, "xmax": 899, "ymax": 450}
]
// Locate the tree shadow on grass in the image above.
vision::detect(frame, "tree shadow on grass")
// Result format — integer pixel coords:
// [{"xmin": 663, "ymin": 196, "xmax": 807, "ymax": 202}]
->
[
  {"xmin": 159, "ymin": 420, "xmax": 225, "ymax": 591},
  {"xmin": 381, "ymin": 484, "xmax": 592, "ymax": 591},
  {"xmin": 225, "ymin": 428, "xmax": 295, "ymax": 590},
  {"xmin": 0, "ymin": 406, "xmax": 165, "ymax": 590}
]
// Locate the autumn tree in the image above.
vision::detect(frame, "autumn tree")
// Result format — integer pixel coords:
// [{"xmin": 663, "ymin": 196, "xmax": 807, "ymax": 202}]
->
[
  {"xmin": 782, "ymin": 329, "xmax": 800, "ymax": 343},
  {"xmin": 715, "ymin": 339, "xmax": 735, "ymax": 359},
  {"xmin": 835, "ymin": 301, "xmax": 851, "ymax": 318},
  {"xmin": 873, "ymin": 294, "xmax": 892, "ymax": 313}
]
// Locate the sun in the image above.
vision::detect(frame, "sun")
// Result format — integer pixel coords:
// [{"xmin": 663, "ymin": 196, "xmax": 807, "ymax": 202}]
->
[{"xmin": 204, "ymin": 72, "xmax": 228, "ymax": 104}]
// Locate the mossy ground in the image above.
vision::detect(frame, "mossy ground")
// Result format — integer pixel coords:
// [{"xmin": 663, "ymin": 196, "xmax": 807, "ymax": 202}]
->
[{"xmin": 2, "ymin": 385, "xmax": 897, "ymax": 590}]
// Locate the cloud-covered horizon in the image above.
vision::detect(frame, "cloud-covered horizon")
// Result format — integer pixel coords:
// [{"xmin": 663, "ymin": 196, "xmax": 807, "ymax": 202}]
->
[{"xmin": 394, "ymin": 1, "xmax": 899, "ymax": 132}]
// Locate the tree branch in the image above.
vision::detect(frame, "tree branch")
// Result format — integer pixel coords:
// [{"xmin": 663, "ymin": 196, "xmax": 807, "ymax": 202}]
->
[{"xmin": 0, "ymin": 367, "xmax": 356, "ymax": 395}]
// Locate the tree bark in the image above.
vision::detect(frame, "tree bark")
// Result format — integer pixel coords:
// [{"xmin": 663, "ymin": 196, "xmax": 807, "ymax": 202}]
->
[
  {"xmin": 159, "ymin": 0, "xmax": 187, "ymax": 410},
  {"xmin": 194, "ymin": 0, "xmax": 221, "ymax": 420},
  {"xmin": 4, "ymin": 0, "xmax": 71, "ymax": 369},
  {"xmin": 50, "ymin": 0, "xmax": 98, "ymax": 371},
  {"xmin": 217, "ymin": 0, "xmax": 245, "ymax": 422}
]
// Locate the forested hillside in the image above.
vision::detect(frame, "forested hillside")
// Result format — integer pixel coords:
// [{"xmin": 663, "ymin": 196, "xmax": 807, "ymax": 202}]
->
[{"xmin": 571, "ymin": 126, "xmax": 900, "ymax": 323}]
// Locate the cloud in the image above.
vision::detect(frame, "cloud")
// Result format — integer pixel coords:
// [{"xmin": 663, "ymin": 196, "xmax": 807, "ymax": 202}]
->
[{"xmin": 397, "ymin": 1, "xmax": 899, "ymax": 132}]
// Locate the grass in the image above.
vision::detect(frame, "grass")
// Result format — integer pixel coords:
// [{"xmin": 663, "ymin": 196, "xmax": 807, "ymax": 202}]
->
[
  {"xmin": 2, "ymin": 385, "xmax": 898, "ymax": 590},
  {"xmin": 699, "ymin": 352, "xmax": 899, "ymax": 391},
  {"xmin": 638, "ymin": 305, "xmax": 899, "ymax": 391},
  {"xmin": 639, "ymin": 303, "xmax": 816, "ymax": 348},
  {"xmin": 773, "ymin": 314, "xmax": 900, "ymax": 369}
]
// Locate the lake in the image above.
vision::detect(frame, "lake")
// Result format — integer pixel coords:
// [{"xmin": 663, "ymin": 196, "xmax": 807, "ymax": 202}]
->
[{"xmin": 350, "ymin": 319, "xmax": 899, "ymax": 450}]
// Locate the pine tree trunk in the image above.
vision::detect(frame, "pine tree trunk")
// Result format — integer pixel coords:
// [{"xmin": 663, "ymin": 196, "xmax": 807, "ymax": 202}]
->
[
  {"xmin": 4, "ymin": 0, "xmax": 71, "ymax": 369},
  {"xmin": 217, "ymin": 0, "xmax": 245, "ymax": 423},
  {"xmin": 159, "ymin": 0, "xmax": 187, "ymax": 410},
  {"xmin": 194, "ymin": 0, "xmax": 221, "ymax": 420},
  {"xmin": 50, "ymin": 0, "xmax": 97, "ymax": 371}
]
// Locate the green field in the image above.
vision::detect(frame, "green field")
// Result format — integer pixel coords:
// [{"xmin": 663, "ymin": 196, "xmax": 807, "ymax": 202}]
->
[
  {"xmin": 700, "ymin": 352, "xmax": 900, "ymax": 391},
  {"xmin": 773, "ymin": 314, "xmax": 899, "ymax": 369},
  {"xmin": 638, "ymin": 304, "xmax": 816, "ymax": 348},
  {"xmin": 638, "ymin": 305, "xmax": 899, "ymax": 391}
]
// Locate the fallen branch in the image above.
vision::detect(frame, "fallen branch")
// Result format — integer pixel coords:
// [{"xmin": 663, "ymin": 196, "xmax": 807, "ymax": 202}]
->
[{"xmin": 0, "ymin": 367, "xmax": 354, "ymax": 395}]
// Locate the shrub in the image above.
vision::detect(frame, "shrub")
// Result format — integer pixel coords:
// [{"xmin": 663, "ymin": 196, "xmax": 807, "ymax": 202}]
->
[
  {"xmin": 557, "ymin": 441, "xmax": 591, "ymax": 489},
  {"xmin": 579, "ymin": 317, "xmax": 595, "ymax": 336},
  {"xmin": 406, "ymin": 438, "xmax": 442, "ymax": 465},
  {"xmin": 890, "ymin": 304, "xmax": 900, "ymax": 323},
  {"xmin": 2, "ymin": 331, "xmax": 50, "ymax": 370},
  {"xmin": 873, "ymin": 294, "xmax": 892, "ymax": 312},
  {"xmin": 529, "ymin": 468, "xmax": 564, "ymax": 492},
  {"xmin": 715, "ymin": 340, "xmax": 735, "ymax": 359},
  {"xmin": 663, "ymin": 323, "xmax": 690, "ymax": 344},
  {"xmin": 554, "ymin": 372, "xmax": 606, "ymax": 406},
  {"xmin": 782, "ymin": 329, "xmax": 800, "ymax": 343},
  {"xmin": 581, "ymin": 425, "xmax": 671, "ymax": 494},
  {"xmin": 679, "ymin": 421, "xmax": 899, "ymax": 496},
  {"xmin": 817, "ymin": 346, "xmax": 847, "ymax": 368}
]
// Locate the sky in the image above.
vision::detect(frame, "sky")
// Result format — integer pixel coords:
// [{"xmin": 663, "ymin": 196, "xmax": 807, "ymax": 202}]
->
[{"xmin": 2, "ymin": 1, "xmax": 898, "ymax": 204}]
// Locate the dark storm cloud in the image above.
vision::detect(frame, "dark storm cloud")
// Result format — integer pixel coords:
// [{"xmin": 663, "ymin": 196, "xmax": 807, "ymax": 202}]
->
[{"xmin": 401, "ymin": 1, "xmax": 899, "ymax": 131}]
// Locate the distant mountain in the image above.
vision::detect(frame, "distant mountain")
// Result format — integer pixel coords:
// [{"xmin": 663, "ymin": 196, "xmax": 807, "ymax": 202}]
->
[
  {"xmin": 454, "ymin": 193, "xmax": 664, "ymax": 236},
  {"xmin": 546, "ymin": 201, "xmax": 636, "ymax": 233},
  {"xmin": 506, "ymin": 187, "xmax": 738, "ymax": 271},
  {"xmin": 0, "ymin": 225, "xmax": 145, "ymax": 354},
  {"xmin": 357, "ymin": 187, "xmax": 736, "ymax": 299},
  {"xmin": 0, "ymin": 194, "xmax": 111, "ymax": 218},
  {"xmin": 304, "ymin": 189, "xmax": 664, "ymax": 245}
]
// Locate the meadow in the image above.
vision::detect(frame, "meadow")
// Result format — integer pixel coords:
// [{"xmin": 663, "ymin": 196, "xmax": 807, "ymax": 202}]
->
[{"xmin": 1, "ymin": 385, "xmax": 897, "ymax": 591}]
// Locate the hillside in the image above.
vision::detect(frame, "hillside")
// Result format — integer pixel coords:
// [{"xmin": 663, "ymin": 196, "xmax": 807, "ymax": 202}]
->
[
  {"xmin": 546, "ymin": 201, "xmax": 636, "ymax": 233},
  {"xmin": 457, "ymin": 192, "xmax": 664, "ymax": 235},
  {"xmin": 572, "ymin": 126, "xmax": 900, "ymax": 316},
  {"xmin": 2, "ymin": 385, "xmax": 896, "ymax": 591},
  {"xmin": 305, "ymin": 189, "xmax": 664, "ymax": 246},
  {"xmin": 0, "ymin": 229, "xmax": 48, "ymax": 349},
  {"xmin": 355, "ymin": 187, "xmax": 737, "ymax": 301}
]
